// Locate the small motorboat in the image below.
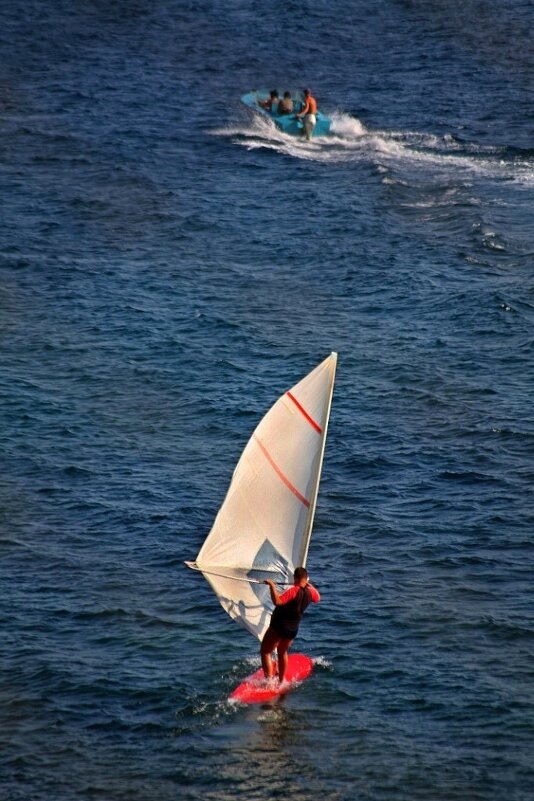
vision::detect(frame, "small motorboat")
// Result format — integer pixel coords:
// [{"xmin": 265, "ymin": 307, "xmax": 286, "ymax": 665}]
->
[{"xmin": 241, "ymin": 89, "xmax": 331, "ymax": 138}]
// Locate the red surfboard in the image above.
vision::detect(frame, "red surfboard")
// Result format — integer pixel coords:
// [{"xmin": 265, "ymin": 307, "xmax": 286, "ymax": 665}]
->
[{"xmin": 229, "ymin": 654, "xmax": 313, "ymax": 704}]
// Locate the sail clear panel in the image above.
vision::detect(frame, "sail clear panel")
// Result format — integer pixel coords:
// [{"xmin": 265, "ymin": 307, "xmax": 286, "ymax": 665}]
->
[{"xmin": 188, "ymin": 353, "xmax": 337, "ymax": 640}]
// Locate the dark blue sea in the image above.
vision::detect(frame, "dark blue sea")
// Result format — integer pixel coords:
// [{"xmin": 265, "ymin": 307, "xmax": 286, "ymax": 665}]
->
[{"xmin": 1, "ymin": 1, "xmax": 533, "ymax": 799}]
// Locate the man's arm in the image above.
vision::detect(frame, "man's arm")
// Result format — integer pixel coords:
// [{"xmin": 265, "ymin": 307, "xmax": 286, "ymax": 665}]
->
[
  {"xmin": 307, "ymin": 582, "xmax": 321, "ymax": 602},
  {"xmin": 296, "ymin": 98, "xmax": 310, "ymax": 118},
  {"xmin": 263, "ymin": 579, "xmax": 283, "ymax": 605}
]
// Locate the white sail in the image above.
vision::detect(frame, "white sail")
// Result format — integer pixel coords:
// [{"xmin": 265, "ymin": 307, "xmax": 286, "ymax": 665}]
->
[{"xmin": 186, "ymin": 353, "xmax": 337, "ymax": 641}]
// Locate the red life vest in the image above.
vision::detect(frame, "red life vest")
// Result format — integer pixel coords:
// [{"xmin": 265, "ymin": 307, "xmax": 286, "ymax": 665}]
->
[{"xmin": 271, "ymin": 586, "xmax": 312, "ymax": 634}]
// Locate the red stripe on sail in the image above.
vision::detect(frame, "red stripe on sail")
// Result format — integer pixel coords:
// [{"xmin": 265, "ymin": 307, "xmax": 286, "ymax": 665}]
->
[
  {"xmin": 254, "ymin": 436, "xmax": 310, "ymax": 508},
  {"xmin": 287, "ymin": 392, "xmax": 322, "ymax": 434}
]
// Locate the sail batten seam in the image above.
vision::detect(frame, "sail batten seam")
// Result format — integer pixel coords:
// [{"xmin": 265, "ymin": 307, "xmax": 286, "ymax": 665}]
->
[
  {"xmin": 286, "ymin": 391, "xmax": 322, "ymax": 433},
  {"xmin": 253, "ymin": 435, "xmax": 310, "ymax": 508}
]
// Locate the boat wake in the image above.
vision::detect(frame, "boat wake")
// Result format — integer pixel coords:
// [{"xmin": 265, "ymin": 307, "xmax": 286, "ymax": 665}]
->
[{"xmin": 213, "ymin": 110, "xmax": 534, "ymax": 187}]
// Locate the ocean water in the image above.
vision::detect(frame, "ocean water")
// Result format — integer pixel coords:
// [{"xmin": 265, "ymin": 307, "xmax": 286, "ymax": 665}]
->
[{"xmin": 1, "ymin": 1, "xmax": 533, "ymax": 799}]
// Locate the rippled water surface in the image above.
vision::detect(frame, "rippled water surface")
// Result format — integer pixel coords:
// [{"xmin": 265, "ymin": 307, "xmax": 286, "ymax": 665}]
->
[{"xmin": 1, "ymin": 1, "xmax": 533, "ymax": 800}]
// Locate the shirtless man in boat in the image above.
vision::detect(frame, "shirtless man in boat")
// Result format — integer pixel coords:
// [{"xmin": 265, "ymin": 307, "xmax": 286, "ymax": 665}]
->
[
  {"xmin": 296, "ymin": 88, "xmax": 318, "ymax": 140},
  {"xmin": 261, "ymin": 567, "xmax": 320, "ymax": 683},
  {"xmin": 277, "ymin": 91, "xmax": 294, "ymax": 115},
  {"xmin": 258, "ymin": 89, "xmax": 279, "ymax": 112}
]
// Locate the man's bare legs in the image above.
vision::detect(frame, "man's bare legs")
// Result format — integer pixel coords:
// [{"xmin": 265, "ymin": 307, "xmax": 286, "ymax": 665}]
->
[
  {"xmin": 260, "ymin": 627, "xmax": 280, "ymax": 679},
  {"xmin": 276, "ymin": 638, "xmax": 293, "ymax": 683},
  {"xmin": 261, "ymin": 627, "xmax": 295, "ymax": 683}
]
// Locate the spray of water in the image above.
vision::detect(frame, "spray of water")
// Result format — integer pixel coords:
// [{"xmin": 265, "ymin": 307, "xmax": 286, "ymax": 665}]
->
[{"xmin": 213, "ymin": 109, "xmax": 534, "ymax": 186}]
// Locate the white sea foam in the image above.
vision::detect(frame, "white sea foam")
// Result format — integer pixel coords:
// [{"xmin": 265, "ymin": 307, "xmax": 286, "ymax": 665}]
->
[
  {"xmin": 329, "ymin": 111, "xmax": 367, "ymax": 139},
  {"xmin": 216, "ymin": 111, "xmax": 534, "ymax": 186},
  {"xmin": 312, "ymin": 655, "xmax": 333, "ymax": 670}
]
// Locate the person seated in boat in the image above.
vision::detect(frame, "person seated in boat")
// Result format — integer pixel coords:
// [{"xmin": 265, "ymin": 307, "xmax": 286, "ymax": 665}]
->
[
  {"xmin": 296, "ymin": 88, "xmax": 318, "ymax": 140},
  {"xmin": 258, "ymin": 89, "xmax": 279, "ymax": 113},
  {"xmin": 261, "ymin": 567, "xmax": 320, "ymax": 684},
  {"xmin": 277, "ymin": 91, "xmax": 293, "ymax": 115}
]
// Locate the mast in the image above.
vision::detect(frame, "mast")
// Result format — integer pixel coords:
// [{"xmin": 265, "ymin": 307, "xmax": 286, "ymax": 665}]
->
[{"xmin": 299, "ymin": 352, "xmax": 337, "ymax": 567}]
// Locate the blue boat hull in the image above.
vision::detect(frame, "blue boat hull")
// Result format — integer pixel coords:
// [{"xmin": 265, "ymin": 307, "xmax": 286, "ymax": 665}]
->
[{"xmin": 241, "ymin": 91, "xmax": 331, "ymax": 138}]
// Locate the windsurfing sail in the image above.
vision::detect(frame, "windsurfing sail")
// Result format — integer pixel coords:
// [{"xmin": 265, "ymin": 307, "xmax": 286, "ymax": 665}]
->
[{"xmin": 185, "ymin": 353, "xmax": 337, "ymax": 641}]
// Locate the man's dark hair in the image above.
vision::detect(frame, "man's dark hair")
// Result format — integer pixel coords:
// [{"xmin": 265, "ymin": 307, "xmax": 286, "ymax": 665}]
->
[{"xmin": 294, "ymin": 567, "xmax": 308, "ymax": 582}]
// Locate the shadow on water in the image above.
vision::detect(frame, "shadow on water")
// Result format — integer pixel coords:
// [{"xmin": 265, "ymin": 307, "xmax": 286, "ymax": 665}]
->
[
  {"xmin": 171, "ymin": 658, "xmax": 338, "ymax": 801},
  {"xmin": 196, "ymin": 701, "xmax": 335, "ymax": 801}
]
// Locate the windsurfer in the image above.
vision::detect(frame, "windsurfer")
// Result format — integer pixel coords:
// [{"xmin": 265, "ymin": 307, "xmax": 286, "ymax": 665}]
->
[
  {"xmin": 296, "ymin": 88, "xmax": 318, "ymax": 140},
  {"xmin": 261, "ymin": 567, "xmax": 320, "ymax": 683}
]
